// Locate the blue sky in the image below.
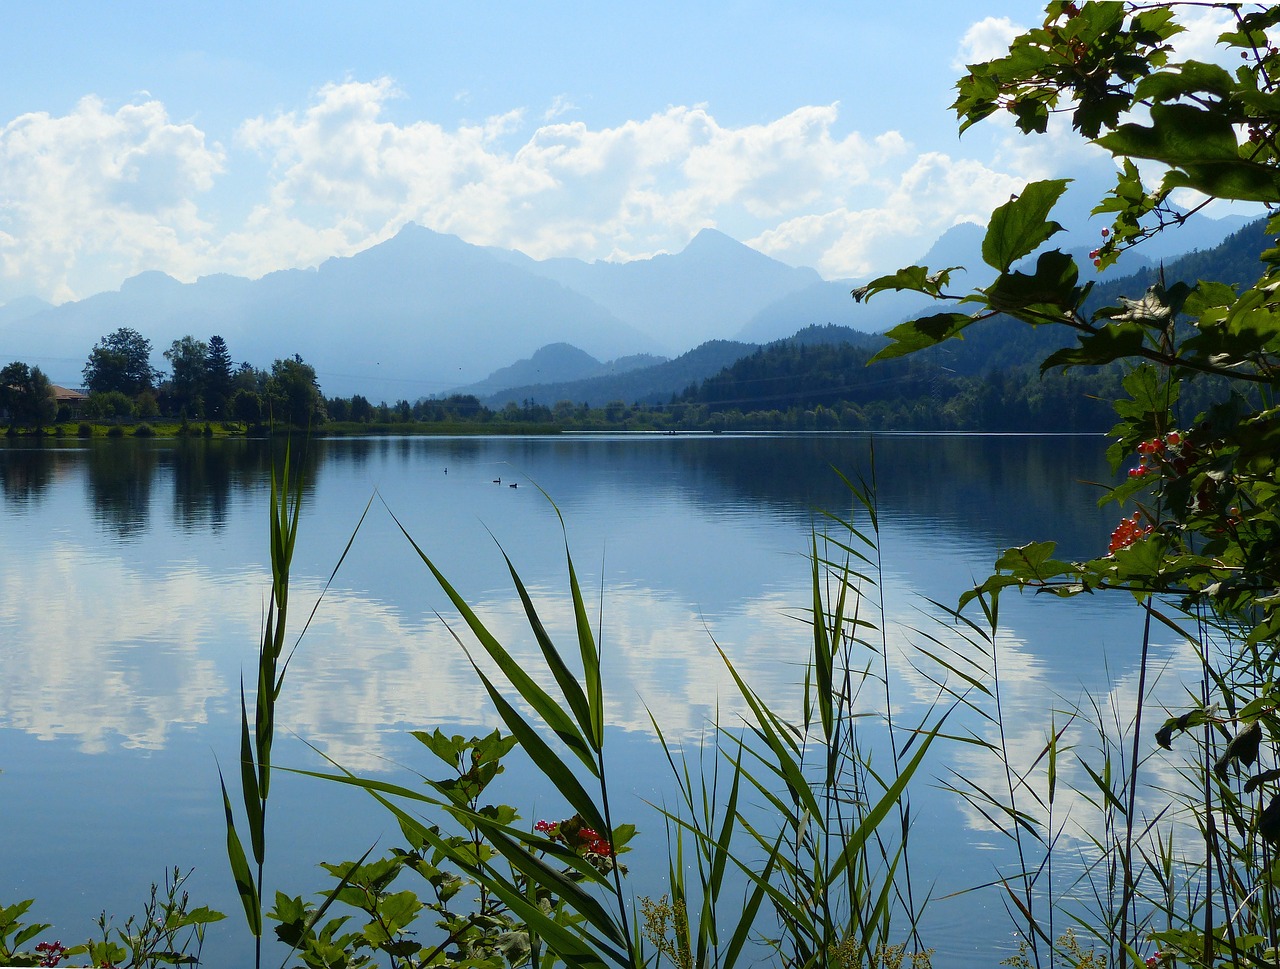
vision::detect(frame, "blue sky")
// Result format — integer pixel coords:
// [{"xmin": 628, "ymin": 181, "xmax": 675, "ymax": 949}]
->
[{"xmin": 0, "ymin": 1, "xmax": 1245, "ymax": 304}]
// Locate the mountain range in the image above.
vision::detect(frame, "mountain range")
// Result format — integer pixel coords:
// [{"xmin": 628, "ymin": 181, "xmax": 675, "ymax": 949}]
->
[{"xmin": 0, "ymin": 209, "xmax": 1255, "ymax": 401}]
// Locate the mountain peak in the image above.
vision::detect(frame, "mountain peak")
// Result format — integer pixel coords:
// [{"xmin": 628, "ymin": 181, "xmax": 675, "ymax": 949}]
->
[
  {"xmin": 120, "ymin": 270, "xmax": 183, "ymax": 295},
  {"xmin": 682, "ymin": 227, "xmax": 745, "ymax": 254}
]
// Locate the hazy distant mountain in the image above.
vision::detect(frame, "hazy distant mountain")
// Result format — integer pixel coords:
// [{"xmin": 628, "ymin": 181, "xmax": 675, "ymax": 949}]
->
[
  {"xmin": 494, "ymin": 228, "xmax": 821, "ymax": 352},
  {"xmin": 0, "ymin": 295, "xmax": 54, "ymax": 326},
  {"xmin": 452, "ymin": 342, "xmax": 667, "ymax": 399},
  {"xmin": 736, "ymin": 223, "xmax": 997, "ymax": 345},
  {"xmin": 481, "ymin": 339, "xmax": 757, "ymax": 409},
  {"xmin": 1, "ymin": 225, "xmax": 658, "ymax": 398},
  {"xmin": 0, "ymin": 209, "xmax": 1256, "ymax": 401}
]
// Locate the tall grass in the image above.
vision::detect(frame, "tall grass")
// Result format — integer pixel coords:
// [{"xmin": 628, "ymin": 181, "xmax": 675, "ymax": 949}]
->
[
  {"xmin": 268, "ymin": 471, "xmax": 944, "ymax": 969},
  {"xmin": 220, "ymin": 442, "xmax": 371, "ymax": 969}
]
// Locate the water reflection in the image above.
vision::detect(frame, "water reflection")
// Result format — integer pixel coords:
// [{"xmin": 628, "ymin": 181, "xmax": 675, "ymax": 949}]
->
[
  {"xmin": 0, "ymin": 434, "xmax": 1128, "ymax": 755},
  {"xmin": 0, "ymin": 542, "xmax": 828, "ymax": 765},
  {"xmin": 85, "ymin": 443, "xmax": 159, "ymax": 538},
  {"xmin": 0, "ymin": 434, "xmax": 1164, "ymax": 969},
  {"xmin": 2, "ymin": 434, "xmax": 1117, "ymax": 555},
  {"xmin": 0, "ymin": 443, "xmax": 61, "ymax": 503},
  {"xmin": 0, "ymin": 545, "xmax": 228, "ymax": 751},
  {"xmin": 168, "ymin": 440, "xmax": 237, "ymax": 529}
]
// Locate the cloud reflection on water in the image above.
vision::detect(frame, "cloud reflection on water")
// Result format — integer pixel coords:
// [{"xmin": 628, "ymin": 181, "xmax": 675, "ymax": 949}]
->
[
  {"xmin": 0, "ymin": 537, "xmax": 833, "ymax": 767},
  {"xmin": 0, "ymin": 544, "xmax": 230, "ymax": 751}
]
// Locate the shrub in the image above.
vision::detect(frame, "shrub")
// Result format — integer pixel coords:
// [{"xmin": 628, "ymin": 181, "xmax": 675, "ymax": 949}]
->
[{"xmin": 133, "ymin": 423, "xmax": 154, "ymax": 437}]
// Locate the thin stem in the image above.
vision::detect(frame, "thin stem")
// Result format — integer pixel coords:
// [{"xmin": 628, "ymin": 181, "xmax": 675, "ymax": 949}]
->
[{"xmin": 1118, "ymin": 601, "xmax": 1153, "ymax": 956}]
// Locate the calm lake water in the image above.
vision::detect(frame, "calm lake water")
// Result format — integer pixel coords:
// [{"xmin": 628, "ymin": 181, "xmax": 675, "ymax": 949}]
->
[{"xmin": 0, "ymin": 433, "xmax": 1182, "ymax": 966}]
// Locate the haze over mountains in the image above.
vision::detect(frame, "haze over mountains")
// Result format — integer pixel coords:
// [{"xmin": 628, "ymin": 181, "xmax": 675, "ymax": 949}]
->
[{"xmin": 0, "ymin": 210, "xmax": 1255, "ymax": 401}]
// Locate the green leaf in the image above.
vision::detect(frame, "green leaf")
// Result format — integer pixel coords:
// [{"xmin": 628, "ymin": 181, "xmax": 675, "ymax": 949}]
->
[
  {"xmin": 218, "ymin": 767, "xmax": 261, "ymax": 938},
  {"xmin": 1042, "ymin": 323, "xmax": 1146, "ymax": 372},
  {"xmin": 992, "ymin": 542, "xmax": 1075, "ymax": 583},
  {"xmin": 387, "ymin": 504, "xmax": 600, "ymax": 775},
  {"xmin": 469, "ymin": 661, "xmax": 609, "ymax": 835},
  {"xmin": 561, "ymin": 540, "xmax": 605, "ymax": 751},
  {"xmin": 716, "ymin": 646, "xmax": 823, "ymax": 822},
  {"xmin": 869, "ymin": 312, "xmax": 978, "ymax": 362},
  {"xmin": 1096, "ymin": 103, "xmax": 1237, "ymax": 165},
  {"xmin": 1114, "ymin": 363, "xmax": 1179, "ymax": 419},
  {"xmin": 1162, "ymin": 163, "xmax": 1280, "ymax": 205},
  {"xmin": 500, "ymin": 549, "xmax": 598, "ymax": 761},
  {"xmin": 480, "ymin": 824, "xmax": 628, "ymax": 948},
  {"xmin": 238, "ymin": 684, "xmax": 264, "ymax": 867},
  {"xmin": 851, "ymin": 265, "xmax": 960, "ymax": 302},
  {"xmin": 1133, "ymin": 60, "xmax": 1234, "ymax": 102},
  {"xmin": 981, "ymin": 179, "xmax": 1070, "ymax": 271},
  {"xmin": 983, "ymin": 249, "xmax": 1083, "ymax": 321},
  {"xmin": 827, "ymin": 723, "xmax": 941, "ymax": 880},
  {"xmin": 810, "ymin": 533, "xmax": 834, "ymax": 742},
  {"xmin": 1097, "ymin": 103, "xmax": 1280, "ymax": 203}
]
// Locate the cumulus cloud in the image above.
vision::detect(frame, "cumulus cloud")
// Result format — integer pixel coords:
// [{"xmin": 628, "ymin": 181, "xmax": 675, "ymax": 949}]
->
[
  {"xmin": 1168, "ymin": 5, "xmax": 1245, "ymax": 63},
  {"xmin": 0, "ymin": 96, "xmax": 224, "ymax": 302},
  {"xmin": 0, "ymin": 75, "xmax": 1120, "ymax": 302},
  {"xmin": 228, "ymin": 84, "xmax": 902, "ymax": 275},
  {"xmin": 749, "ymin": 152, "xmax": 1026, "ymax": 278},
  {"xmin": 954, "ymin": 16, "xmax": 1025, "ymax": 70}
]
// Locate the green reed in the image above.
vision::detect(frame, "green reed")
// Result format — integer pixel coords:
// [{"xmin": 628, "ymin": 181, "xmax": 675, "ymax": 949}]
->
[
  {"xmin": 220, "ymin": 440, "xmax": 370, "ymax": 969},
  {"xmin": 269, "ymin": 467, "xmax": 942, "ymax": 969}
]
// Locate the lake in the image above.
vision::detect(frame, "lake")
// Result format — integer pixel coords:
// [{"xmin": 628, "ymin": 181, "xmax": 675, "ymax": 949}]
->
[{"xmin": 0, "ymin": 433, "xmax": 1180, "ymax": 966}]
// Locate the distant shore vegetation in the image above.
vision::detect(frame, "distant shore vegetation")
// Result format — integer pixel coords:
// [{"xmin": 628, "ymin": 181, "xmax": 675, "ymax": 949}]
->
[{"xmin": 0, "ymin": 322, "xmax": 1230, "ymax": 438}]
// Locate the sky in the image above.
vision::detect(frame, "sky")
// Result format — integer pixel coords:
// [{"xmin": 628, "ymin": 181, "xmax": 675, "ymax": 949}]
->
[{"xmin": 0, "ymin": 1, "xmax": 1250, "ymax": 306}]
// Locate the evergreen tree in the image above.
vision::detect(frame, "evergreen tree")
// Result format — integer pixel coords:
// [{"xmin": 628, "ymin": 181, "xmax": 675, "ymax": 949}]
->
[{"xmin": 205, "ymin": 335, "xmax": 234, "ymax": 419}]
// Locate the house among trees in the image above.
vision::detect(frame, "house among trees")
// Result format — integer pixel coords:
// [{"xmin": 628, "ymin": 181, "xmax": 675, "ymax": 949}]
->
[{"xmin": 52, "ymin": 384, "xmax": 88, "ymax": 417}]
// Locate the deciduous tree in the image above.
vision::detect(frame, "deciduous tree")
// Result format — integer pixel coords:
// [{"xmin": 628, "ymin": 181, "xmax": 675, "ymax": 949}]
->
[
  {"xmin": 0, "ymin": 361, "xmax": 57, "ymax": 429},
  {"xmin": 83, "ymin": 327, "xmax": 160, "ymax": 398},
  {"xmin": 266, "ymin": 355, "xmax": 325, "ymax": 427},
  {"xmin": 855, "ymin": 3, "xmax": 1280, "ymax": 965},
  {"xmin": 164, "ymin": 335, "xmax": 208, "ymax": 417}
]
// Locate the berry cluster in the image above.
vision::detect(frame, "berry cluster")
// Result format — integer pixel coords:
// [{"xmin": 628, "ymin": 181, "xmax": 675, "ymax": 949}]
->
[
  {"xmin": 34, "ymin": 940, "xmax": 68, "ymax": 967},
  {"xmin": 1089, "ymin": 227, "xmax": 1111, "ymax": 267},
  {"xmin": 534, "ymin": 816, "xmax": 613, "ymax": 858},
  {"xmin": 1110, "ymin": 512, "xmax": 1153, "ymax": 554},
  {"xmin": 1128, "ymin": 431, "xmax": 1182, "ymax": 479}
]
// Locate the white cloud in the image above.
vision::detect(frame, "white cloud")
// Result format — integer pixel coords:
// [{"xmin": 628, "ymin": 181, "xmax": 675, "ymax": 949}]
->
[
  {"xmin": 0, "ymin": 75, "xmax": 1119, "ymax": 303},
  {"xmin": 0, "ymin": 97, "xmax": 225, "ymax": 302},
  {"xmin": 225, "ymin": 85, "xmax": 911, "ymax": 278},
  {"xmin": 543, "ymin": 94, "xmax": 578, "ymax": 121},
  {"xmin": 750, "ymin": 152, "xmax": 1026, "ymax": 278},
  {"xmin": 954, "ymin": 16, "xmax": 1025, "ymax": 70},
  {"xmin": 1168, "ymin": 6, "xmax": 1243, "ymax": 63}
]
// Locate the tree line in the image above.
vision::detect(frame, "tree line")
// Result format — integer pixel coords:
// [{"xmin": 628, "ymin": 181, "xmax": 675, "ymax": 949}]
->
[
  {"xmin": 1, "ymin": 327, "xmax": 329, "ymax": 431},
  {"xmin": 2, "ymin": 319, "xmax": 1227, "ymax": 435}
]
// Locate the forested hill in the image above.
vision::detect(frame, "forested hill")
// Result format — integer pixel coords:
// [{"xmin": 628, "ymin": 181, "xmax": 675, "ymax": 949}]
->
[
  {"xmin": 481, "ymin": 339, "xmax": 756, "ymax": 409},
  {"xmin": 676, "ymin": 219, "xmax": 1269, "ymax": 431}
]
